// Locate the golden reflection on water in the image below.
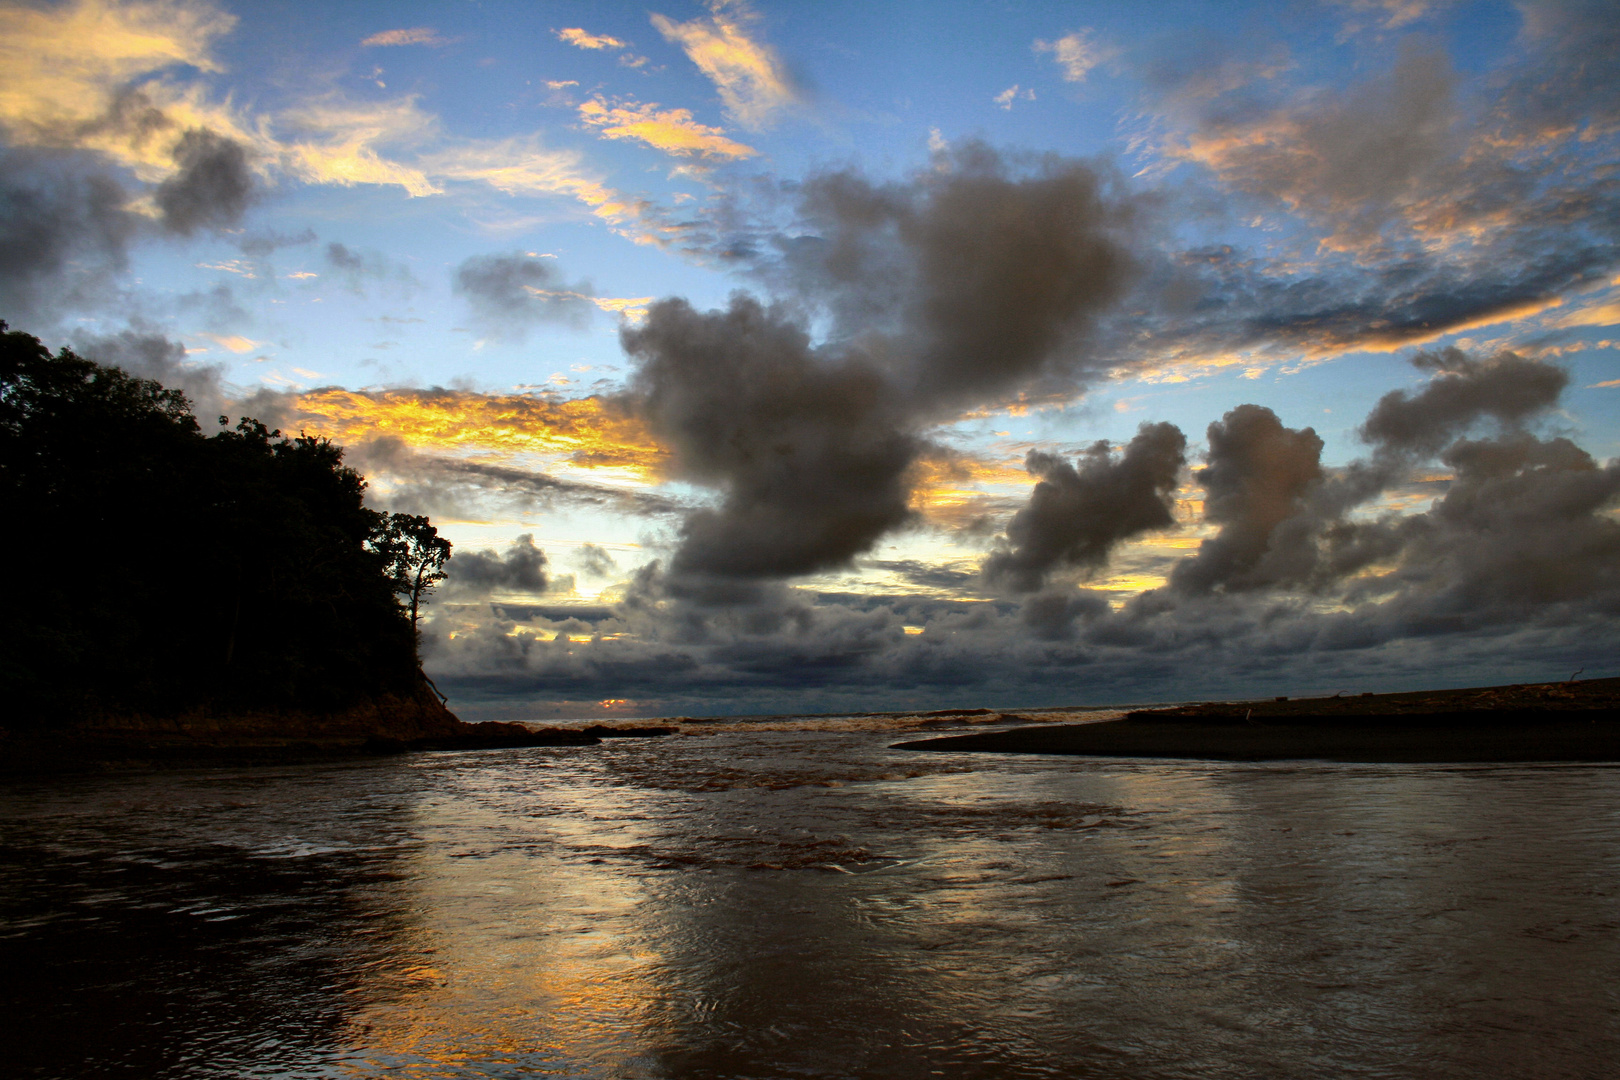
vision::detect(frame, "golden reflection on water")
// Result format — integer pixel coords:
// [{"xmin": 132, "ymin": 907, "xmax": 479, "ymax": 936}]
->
[
  {"xmin": 15, "ymin": 736, "xmax": 1613, "ymax": 1078},
  {"xmin": 325, "ymin": 744, "xmax": 1620, "ymax": 1078},
  {"xmin": 340, "ymin": 779, "xmax": 668, "ymax": 1075}
]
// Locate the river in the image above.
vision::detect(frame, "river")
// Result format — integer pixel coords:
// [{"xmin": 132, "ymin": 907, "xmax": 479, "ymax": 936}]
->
[{"xmin": 3, "ymin": 713, "xmax": 1617, "ymax": 1078}]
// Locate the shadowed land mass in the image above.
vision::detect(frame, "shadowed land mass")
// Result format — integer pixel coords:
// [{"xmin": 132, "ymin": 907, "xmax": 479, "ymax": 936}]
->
[
  {"xmin": 0, "ymin": 324, "xmax": 606, "ymax": 773},
  {"xmin": 894, "ymin": 678, "xmax": 1620, "ymax": 762}
]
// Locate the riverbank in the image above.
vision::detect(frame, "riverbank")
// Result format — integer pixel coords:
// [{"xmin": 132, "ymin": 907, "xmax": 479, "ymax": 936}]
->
[
  {"xmin": 0, "ymin": 687, "xmax": 614, "ymax": 775},
  {"xmin": 894, "ymin": 678, "xmax": 1620, "ymax": 762}
]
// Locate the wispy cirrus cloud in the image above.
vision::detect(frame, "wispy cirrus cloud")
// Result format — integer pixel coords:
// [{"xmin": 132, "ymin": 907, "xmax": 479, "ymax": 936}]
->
[
  {"xmin": 0, "ymin": 0, "xmax": 442, "ymax": 198},
  {"xmin": 1330, "ymin": 0, "xmax": 1453, "ymax": 33},
  {"xmin": 0, "ymin": 0, "xmax": 668, "ymax": 221},
  {"xmin": 0, "ymin": 0, "xmax": 269, "ymax": 183},
  {"xmin": 650, "ymin": 0, "xmax": 799, "ymax": 129},
  {"xmin": 578, "ymin": 96, "xmax": 756, "ymax": 160},
  {"xmin": 278, "ymin": 95, "xmax": 443, "ymax": 196},
  {"xmin": 0, "ymin": 0, "xmax": 715, "ymax": 330},
  {"xmin": 420, "ymin": 136, "xmax": 680, "ymax": 247},
  {"xmin": 0, "ymin": 0, "xmax": 234, "ymax": 144},
  {"xmin": 360, "ymin": 27, "xmax": 450, "ymax": 48},
  {"xmin": 554, "ymin": 26, "xmax": 650, "ymax": 68},
  {"xmin": 555, "ymin": 27, "xmax": 627, "ymax": 51}
]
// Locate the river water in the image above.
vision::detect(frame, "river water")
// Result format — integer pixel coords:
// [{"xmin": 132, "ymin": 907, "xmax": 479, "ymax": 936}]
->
[{"xmin": 3, "ymin": 713, "xmax": 1618, "ymax": 1079}]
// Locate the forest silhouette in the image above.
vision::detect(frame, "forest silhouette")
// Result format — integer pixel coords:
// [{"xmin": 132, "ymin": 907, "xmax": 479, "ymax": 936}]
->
[{"xmin": 1, "ymin": 322, "xmax": 450, "ymax": 728}]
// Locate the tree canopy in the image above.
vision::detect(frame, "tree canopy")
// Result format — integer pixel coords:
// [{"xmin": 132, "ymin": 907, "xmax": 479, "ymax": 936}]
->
[{"xmin": 0, "ymin": 323, "xmax": 447, "ymax": 725}]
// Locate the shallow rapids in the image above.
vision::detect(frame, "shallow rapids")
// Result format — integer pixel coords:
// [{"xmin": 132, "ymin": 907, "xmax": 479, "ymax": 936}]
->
[{"xmin": 3, "ymin": 716, "xmax": 1617, "ymax": 1078}]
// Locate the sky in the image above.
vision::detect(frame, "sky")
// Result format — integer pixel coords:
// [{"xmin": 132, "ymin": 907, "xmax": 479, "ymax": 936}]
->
[{"xmin": 3, "ymin": 0, "xmax": 1618, "ymax": 720}]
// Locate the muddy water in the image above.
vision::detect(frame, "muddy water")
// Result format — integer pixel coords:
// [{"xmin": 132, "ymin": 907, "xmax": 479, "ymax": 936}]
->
[{"xmin": 3, "ymin": 717, "xmax": 1618, "ymax": 1078}]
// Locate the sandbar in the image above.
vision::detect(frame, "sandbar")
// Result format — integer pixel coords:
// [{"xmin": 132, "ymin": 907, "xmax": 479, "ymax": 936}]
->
[{"xmin": 893, "ymin": 678, "xmax": 1620, "ymax": 762}]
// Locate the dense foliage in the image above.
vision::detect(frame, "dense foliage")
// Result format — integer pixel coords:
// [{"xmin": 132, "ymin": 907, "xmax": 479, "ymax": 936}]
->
[{"xmin": 0, "ymin": 323, "xmax": 446, "ymax": 725}]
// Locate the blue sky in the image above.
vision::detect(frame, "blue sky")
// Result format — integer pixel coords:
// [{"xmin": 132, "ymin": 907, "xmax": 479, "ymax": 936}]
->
[{"xmin": 3, "ymin": 0, "xmax": 1618, "ymax": 718}]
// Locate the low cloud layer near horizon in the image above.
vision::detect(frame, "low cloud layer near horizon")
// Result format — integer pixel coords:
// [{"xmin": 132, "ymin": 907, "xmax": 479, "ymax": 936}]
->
[
  {"xmin": 411, "ymin": 342, "xmax": 1620, "ymax": 719},
  {"xmin": 4, "ymin": 0, "xmax": 1618, "ymax": 717}
]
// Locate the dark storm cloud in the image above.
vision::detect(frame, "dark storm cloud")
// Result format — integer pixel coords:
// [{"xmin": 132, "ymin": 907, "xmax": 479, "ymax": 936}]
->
[
  {"xmin": 154, "ymin": 128, "xmax": 255, "ymax": 235},
  {"xmin": 1112, "ymin": 346, "xmax": 1613, "ymax": 633},
  {"xmin": 1101, "ymin": 425, "xmax": 1620, "ymax": 670},
  {"xmin": 442, "ymin": 534, "xmax": 551, "ymax": 597},
  {"xmin": 1170, "ymin": 406, "xmax": 1324, "ymax": 594},
  {"xmin": 984, "ymin": 422, "xmax": 1187, "ymax": 594},
  {"xmin": 57, "ymin": 327, "xmax": 299, "ymax": 433},
  {"xmin": 1389, "ymin": 433, "xmax": 1620, "ymax": 610},
  {"xmin": 323, "ymin": 242, "xmax": 417, "ymax": 294},
  {"xmin": 236, "ymin": 228, "xmax": 316, "ymax": 258},
  {"xmin": 1359, "ymin": 347, "xmax": 1569, "ymax": 457},
  {"xmin": 1019, "ymin": 588, "xmax": 1111, "ymax": 641},
  {"xmin": 452, "ymin": 252, "xmax": 597, "ymax": 338},
  {"xmin": 619, "ymin": 144, "xmax": 1139, "ymax": 583},
  {"xmin": 326, "ymin": 242, "xmax": 363, "ymax": 273},
  {"xmin": 1145, "ymin": 348, "xmax": 1588, "ymax": 602},
  {"xmin": 69, "ymin": 323, "xmax": 229, "ymax": 421},
  {"xmin": 573, "ymin": 543, "xmax": 619, "ymax": 579},
  {"xmin": 429, "ymin": 562, "xmax": 1620, "ymax": 719},
  {"xmin": 64, "ymin": 86, "xmax": 176, "ymax": 156},
  {"xmin": 860, "ymin": 559, "xmax": 978, "ymax": 592},
  {"xmin": 0, "ymin": 127, "xmax": 257, "ymax": 328},
  {"xmin": 419, "ymin": 347, "xmax": 1620, "ymax": 719},
  {"xmin": 773, "ymin": 142, "xmax": 1138, "ymax": 412},
  {"xmin": 0, "ymin": 149, "xmax": 136, "ymax": 321},
  {"xmin": 622, "ymin": 294, "xmax": 921, "ymax": 579}
]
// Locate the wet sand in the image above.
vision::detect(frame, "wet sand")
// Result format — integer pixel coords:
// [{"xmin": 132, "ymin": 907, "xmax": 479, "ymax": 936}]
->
[{"xmin": 894, "ymin": 678, "xmax": 1620, "ymax": 762}]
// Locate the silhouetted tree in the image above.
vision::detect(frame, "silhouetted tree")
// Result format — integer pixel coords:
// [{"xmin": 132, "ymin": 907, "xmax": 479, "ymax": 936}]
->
[
  {"xmin": 0, "ymin": 322, "xmax": 427, "ymax": 725},
  {"xmin": 375, "ymin": 513, "xmax": 451, "ymax": 654}
]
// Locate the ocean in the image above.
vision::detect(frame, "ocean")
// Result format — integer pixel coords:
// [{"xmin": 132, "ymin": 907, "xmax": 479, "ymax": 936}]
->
[{"xmin": 3, "ymin": 711, "xmax": 1617, "ymax": 1078}]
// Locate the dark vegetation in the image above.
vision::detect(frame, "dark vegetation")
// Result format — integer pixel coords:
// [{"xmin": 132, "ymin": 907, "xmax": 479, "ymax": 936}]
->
[{"xmin": 0, "ymin": 323, "xmax": 450, "ymax": 728}]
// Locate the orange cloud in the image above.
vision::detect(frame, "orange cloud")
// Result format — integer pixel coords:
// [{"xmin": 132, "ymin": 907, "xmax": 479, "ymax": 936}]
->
[
  {"xmin": 578, "ymin": 97, "xmax": 755, "ymax": 160},
  {"xmin": 1333, "ymin": 294, "xmax": 1567, "ymax": 354},
  {"xmin": 420, "ymin": 136, "xmax": 685, "ymax": 248},
  {"xmin": 291, "ymin": 388, "xmax": 666, "ymax": 476},
  {"xmin": 1550, "ymin": 299, "xmax": 1620, "ymax": 331},
  {"xmin": 556, "ymin": 27, "xmax": 625, "ymax": 50},
  {"xmin": 280, "ymin": 96, "xmax": 442, "ymax": 196},
  {"xmin": 205, "ymin": 333, "xmax": 263, "ymax": 353},
  {"xmin": 588, "ymin": 295, "xmax": 655, "ymax": 320},
  {"xmin": 904, "ymin": 451, "xmax": 1030, "ymax": 533},
  {"xmin": 650, "ymin": 1, "xmax": 797, "ymax": 129}
]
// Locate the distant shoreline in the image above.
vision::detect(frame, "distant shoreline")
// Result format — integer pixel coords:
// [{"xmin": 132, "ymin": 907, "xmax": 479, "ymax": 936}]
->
[
  {"xmin": 893, "ymin": 678, "xmax": 1620, "ymax": 763},
  {"xmin": 0, "ymin": 690, "xmax": 629, "ymax": 776},
  {"xmin": 10, "ymin": 678, "xmax": 1618, "ymax": 773}
]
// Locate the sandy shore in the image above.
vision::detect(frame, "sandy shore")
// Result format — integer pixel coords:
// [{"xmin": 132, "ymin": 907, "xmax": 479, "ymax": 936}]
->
[{"xmin": 894, "ymin": 678, "xmax": 1620, "ymax": 762}]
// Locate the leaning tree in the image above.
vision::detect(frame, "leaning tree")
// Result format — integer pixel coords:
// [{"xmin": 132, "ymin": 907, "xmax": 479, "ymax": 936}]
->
[{"xmin": 375, "ymin": 512, "xmax": 452, "ymax": 656}]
